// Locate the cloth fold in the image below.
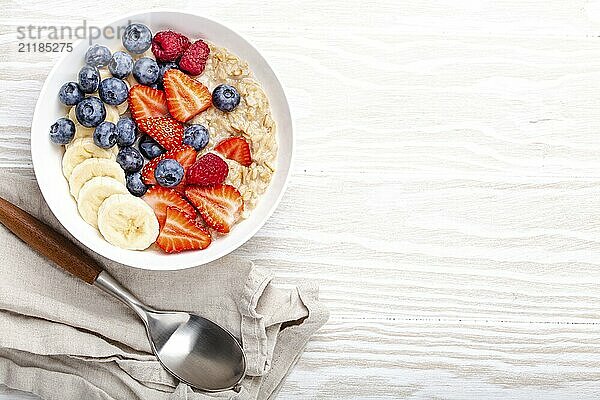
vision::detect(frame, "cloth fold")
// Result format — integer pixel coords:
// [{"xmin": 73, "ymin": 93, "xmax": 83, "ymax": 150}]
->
[{"xmin": 0, "ymin": 168, "xmax": 328, "ymax": 400}]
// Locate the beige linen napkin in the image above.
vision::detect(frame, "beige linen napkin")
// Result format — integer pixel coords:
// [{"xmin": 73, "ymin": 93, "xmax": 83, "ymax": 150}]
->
[{"xmin": 0, "ymin": 168, "xmax": 328, "ymax": 400}]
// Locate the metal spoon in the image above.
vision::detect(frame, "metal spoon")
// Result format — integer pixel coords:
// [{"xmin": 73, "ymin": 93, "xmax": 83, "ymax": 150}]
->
[{"xmin": 0, "ymin": 196, "xmax": 246, "ymax": 392}]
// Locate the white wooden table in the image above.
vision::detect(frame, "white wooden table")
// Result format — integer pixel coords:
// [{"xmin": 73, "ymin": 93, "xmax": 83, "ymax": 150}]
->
[{"xmin": 5, "ymin": 0, "xmax": 600, "ymax": 398}]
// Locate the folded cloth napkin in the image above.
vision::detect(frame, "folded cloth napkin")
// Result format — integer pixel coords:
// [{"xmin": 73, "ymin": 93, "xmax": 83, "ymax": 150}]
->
[{"xmin": 0, "ymin": 168, "xmax": 328, "ymax": 400}]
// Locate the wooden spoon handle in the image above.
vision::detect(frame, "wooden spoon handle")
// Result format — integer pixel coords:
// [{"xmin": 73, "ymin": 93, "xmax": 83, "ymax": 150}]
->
[{"xmin": 0, "ymin": 196, "xmax": 103, "ymax": 284}]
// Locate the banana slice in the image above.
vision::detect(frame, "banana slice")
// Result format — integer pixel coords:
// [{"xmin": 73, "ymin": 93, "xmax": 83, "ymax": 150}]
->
[
  {"xmin": 105, "ymin": 104, "xmax": 120, "ymax": 124},
  {"xmin": 74, "ymin": 124, "xmax": 95, "ymax": 139},
  {"xmin": 126, "ymin": 74, "xmax": 138, "ymax": 89},
  {"xmin": 116, "ymin": 100, "xmax": 129, "ymax": 115},
  {"xmin": 77, "ymin": 177, "xmax": 129, "ymax": 228},
  {"xmin": 62, "ymin": 137, "xmax": 116, "ymax": 178},
  {"xmin": 68, "ymin": 105, "xmax": 77, "ymax": 121},
  {"xmin": 97, "ymin": 194, "xmax": 159, "ymax": 250},
  {"xmin": 99, "ymin": 67, "xmax": 112, "ymax": 81},
  {"xmin": 68, "ymin": 158, "xmax": 125, "ymax": 199}
]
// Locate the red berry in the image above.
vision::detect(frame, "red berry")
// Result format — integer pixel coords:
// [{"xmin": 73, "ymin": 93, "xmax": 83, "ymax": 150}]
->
[
  {"xmin": 137, "ymin": 116, "xmax": 184, "ymax": 151},
  {"xmin": 128, "ymin": 85, "xmax": 169, "ymax": 122},
  {"xmin": 185, "ymin": 184, "xmax": 243, "ymax": 234},
  {"xmin": 143, "ymin": 186, "xmax": 197, "ymax": 228},
  {"xmin": 179, "ymin": 40, "xmax": 210, "ymax": 75},
  {"xmin": 214, "ymin": 137, "xmax": 252, "ymax": 167},
  {"xmin": 151, "ymin": 31, "xmax": 191, "ymax": 62},
  {"xmin": 156, "ymin": 206, "xmax": 211, "ymax": 253},
  {"xmin": 186, "ymin": 153, "xmax": 229, "ymax": 187},
  {"xmin": 163, "ymin": 69, "xmax": 211, "ymax": 122}
]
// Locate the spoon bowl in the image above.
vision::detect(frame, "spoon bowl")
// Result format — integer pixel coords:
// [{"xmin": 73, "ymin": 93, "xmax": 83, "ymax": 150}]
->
[
  {"xmin": 149, "ymin": 312, "xmax": 246, "ymax": 391},
  {"xmin": 95, "ymin": 271, "xmax": 247, "ymax": 392}
]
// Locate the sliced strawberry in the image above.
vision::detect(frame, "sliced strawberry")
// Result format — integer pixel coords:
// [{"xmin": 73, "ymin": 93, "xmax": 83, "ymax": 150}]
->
[
  {"xmin": 142, "ymin": 145, "xmax": 197, "ymax": 185},
  {"xmin": 143, "ymin": 186, "xmax": 197, "ymax": 228},
  {"xmin": 214, "ymin": 137, "xmax": 252, "ymax": 167},
  {"xmin": 128, "ymin": 85, "xmax": 169, "ymax": 122},
  {"xmin": 156, "ymin": 206, "xmax": 211, "ymax": 253},
  {"xmin": 185, "ymin": 184, "xmax": 243, "ymax": 234},
  {"xmin": 163, "ymin": 69, "xmax": 212, "ymax": 122},
  {"xmin": 186, "ymin": 153, "xmax": 229, "ymax": 187},
  {"xmin": 137, "ymin": 116, "xmax": 184, "ymax": 151}
]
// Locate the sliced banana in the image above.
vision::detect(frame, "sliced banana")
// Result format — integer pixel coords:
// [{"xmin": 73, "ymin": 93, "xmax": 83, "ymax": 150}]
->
[
  {"xmin": 99, "ymin": 67, "xmax": 112, "ymax": 80},
  {"xmin": 126, "ymin": 74, "xmax": 139, "ymax": 89},
  {"xmin": 77, "ymin": 177, "xmax": 129, "ymax": 228},
  {"xmin": 68, "ymin": 105, "xmax": 77, "ymax": 121},
  {"xmin": 97, "ymin": 194, "xmax": 159, "ymax": 250},
  {"xmin": 74, "ymin": 124, "xmax": 95, "ymax": 139},
  {"xmin": 105, "ymin": 104, "xmax": 120, "ymax": 124},
  {"xmin": 116, "ymin": 100, "xmax": 129, "ymax": 115},
  {"xmin": 68, "ymin": 158, "xmax": 125, "ymax": 199},
  {"xmin": 62, "ymin": 137, "xmax": 116, "ymax": 178}
]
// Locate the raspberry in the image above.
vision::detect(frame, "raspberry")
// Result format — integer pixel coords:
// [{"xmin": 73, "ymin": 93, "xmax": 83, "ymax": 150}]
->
[
  {"xmin": 186, "ymin": 153, "xmax": 228, "ymax": 186},
  {"xmin": 179, "ymin": 40, "xmax": 210, "ymax": 76},
  {"xmin": 151, "ymin": 31, "xmax": 191, "ymax": 62}
]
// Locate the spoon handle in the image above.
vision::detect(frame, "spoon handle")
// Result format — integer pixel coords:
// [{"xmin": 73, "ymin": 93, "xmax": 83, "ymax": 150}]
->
[{"xmin": 0, "ymin": 196, "xmax": 103, "ymax": 284}]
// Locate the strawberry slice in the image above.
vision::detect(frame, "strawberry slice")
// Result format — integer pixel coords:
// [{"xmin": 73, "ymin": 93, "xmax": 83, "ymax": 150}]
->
[
  {"xmin": 156, "ymin": 206, "xmax": 211, "ymax": 253},
  {"xmin": 137, "ymin": 116, "xmax": 184, "ymax": 151},
  {"xmin": 128, "ymin": 85, "xmax": 169, "ymax": 122},
  {"xmin": 185, "ymin": 184, "xmax": 243, "ymax": 234},
  {"xmin": 143, "ymin": 186, "xmax": 197, "ymax": 228},
  {"xmin": 214, "ymin": 137, "xmax": 252, "ymax": 167},
  {"xmin": 163, "ymin": 69, "xmax": 212, "ymax": 122},
  {"xmin": 186, "ymin": 153, "xmax": 229, "ymax": 187},
  {"xmin": 142, "ymin": 145, "xmax": 197, "ymax": 185}
]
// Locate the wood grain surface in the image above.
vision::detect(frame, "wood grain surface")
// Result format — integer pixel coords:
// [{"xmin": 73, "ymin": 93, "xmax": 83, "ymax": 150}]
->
[{"xmin": 4, "ymin": 0, "xmax": 600, "ymax": 398}]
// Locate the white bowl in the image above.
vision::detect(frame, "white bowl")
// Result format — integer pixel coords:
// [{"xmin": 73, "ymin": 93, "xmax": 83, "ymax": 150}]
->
[{"xmin": 31, "ymin": 11, "xmax": 293, "ymax": 270}]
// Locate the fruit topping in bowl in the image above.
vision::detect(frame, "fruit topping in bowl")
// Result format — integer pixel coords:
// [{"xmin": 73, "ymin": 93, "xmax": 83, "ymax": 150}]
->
[
  {"xmin": 48, "ymin": 22, "xmax": 277, "ymax": 253},
  {"xmin": 156, "ymin": 206, "xmax": 211, "ymax": 253}
]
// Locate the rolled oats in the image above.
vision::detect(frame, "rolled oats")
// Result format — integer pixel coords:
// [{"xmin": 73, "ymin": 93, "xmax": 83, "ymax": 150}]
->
[{"xmin": 192, "ymin": 43, "xmax": 278, "ymax": 215}]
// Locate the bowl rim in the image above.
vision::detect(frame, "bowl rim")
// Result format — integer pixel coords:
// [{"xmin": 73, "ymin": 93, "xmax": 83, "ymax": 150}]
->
[{"xmin": 31, "ymin": 10, "xmax": 294, "ymax": 269}]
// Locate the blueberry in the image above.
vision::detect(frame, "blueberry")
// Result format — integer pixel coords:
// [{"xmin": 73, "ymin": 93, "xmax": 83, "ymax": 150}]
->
[
  {"xmin": 84, "ymin": 44, "xmax": 111, "ymax": 67},
  {"xmin": 98, "ymin": 77, "xmax": 128, "ymax": 105},
  {"xmin": 183, "ymin": 124, "xmax": 209, "ymax": 151},
  {"xmin": 125, "ymin": 172, "xmax": 148, "ymax": 197},
  {"xmin": 132, "ymin": 57, "xmax": 159, "ymax": 85},
  {"xmin": 78, "ymin": 65, "xmax": 100, "ymax": 94},
  {"xmin": 116, "ymin": 117, "xmax": 137, "ymax": 147},
  {"xmin": 154, "ymin": 159, "xmax": 184, "ymax": 187},
  {"xmin": 108, "ymin": 51, "xmax": 133, "ymax": 79},
  {"xmin": 58, "ymin": 82, "xmax": 84, "ymax": 106},
  {"xmin": 138, "ymin": 134, "xmax": 165, "ymax": 159},
  {"xmin": 157, "ymin": 61, "xmax": 179, "ymax": 89},
  {"xmin": 116, "ymin": 146, "xmax": 144, "ymax": 173},
  {"xmin": 75, "ymin": 96, "xmax": 106, "ymax": 127},
  {"xmin": 49, "ymin": 118, "xmax": 75, "ymax": 145},
  {"xmin": 93, "ymin": 121, "xmax": 117, "ymax": 148},
  {"xmin": 212, "ymin": 84, "xmax": 240, "ymax": 112},
  {"xmin": 122, "ymin": 23, "xmax": 152, "ymax": 54}
]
